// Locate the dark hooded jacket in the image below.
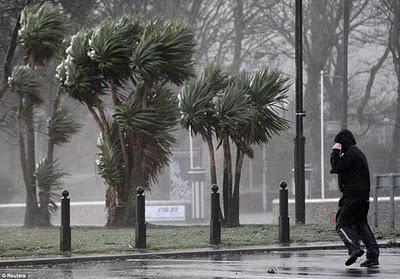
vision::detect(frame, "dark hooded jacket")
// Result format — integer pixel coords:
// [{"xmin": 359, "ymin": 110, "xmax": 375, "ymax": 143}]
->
[{"xmin": 330, "ymin": 129, "xmax": 370, "ymax": 199}]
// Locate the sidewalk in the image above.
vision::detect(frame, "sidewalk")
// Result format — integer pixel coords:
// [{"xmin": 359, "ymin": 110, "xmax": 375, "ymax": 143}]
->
[{"xmin": 1, "ymin": 238, "xmax": 398, "ymax": 267}]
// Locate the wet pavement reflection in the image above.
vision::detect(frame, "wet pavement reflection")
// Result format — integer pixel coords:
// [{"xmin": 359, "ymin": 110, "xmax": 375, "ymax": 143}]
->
[{"xmin": 1, "ymin": 248, "xmax": 399, "ymax": 278}]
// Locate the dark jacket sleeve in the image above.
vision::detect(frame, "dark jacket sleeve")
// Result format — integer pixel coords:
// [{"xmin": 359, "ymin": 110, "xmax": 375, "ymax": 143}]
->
[{"xmin": 330, "ymin": 148, "xmax": 354, "ymax": 174}]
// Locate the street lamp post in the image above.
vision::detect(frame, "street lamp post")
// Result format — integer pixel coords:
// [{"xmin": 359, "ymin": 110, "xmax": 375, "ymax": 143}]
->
[
  {"xmin": 343, "ymin": 0, "xmax": 349, "ymax": 129},
  {"xmin": 320, "ymin": 72, "xmax": 343, "ymax": 199},
  {"xmin": 294, "ymin": 0, "xmax": 305, "ymax": 224},
  {"xmin": 320, "ymin": 70, "xmax": 325, "ymax": 199}
]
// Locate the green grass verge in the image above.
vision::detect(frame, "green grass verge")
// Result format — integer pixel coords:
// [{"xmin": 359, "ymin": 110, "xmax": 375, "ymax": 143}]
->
[{"xmin": 0, "ymin": 224, "xmax": 399, "ymax": 258}]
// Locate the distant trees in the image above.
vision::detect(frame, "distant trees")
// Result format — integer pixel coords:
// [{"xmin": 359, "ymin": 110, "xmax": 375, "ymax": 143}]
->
[{"xmin": 381, "ymin": 0, "xmax": 400, "ymax": 170}]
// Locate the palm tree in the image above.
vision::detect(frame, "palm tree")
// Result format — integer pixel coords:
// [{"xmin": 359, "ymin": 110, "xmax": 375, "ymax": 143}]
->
[
  {"xmin": 11, "ymin": 2, "xmax": 72, "ymax": 226},
  {"xmin": 58, "ymin": 17, "xmax": 196, "ymax": 226},
  {"xmin": 35, "ymin": 159, "xmax": 69, "ymax": 226},
  {"xmin": 179, "ymin": 66, "xmax": 290, "ymax": 227},
  {"xmin": 230, "ymin": 68, "xmax": 290, "ymax": 225},
  {"xmin": 214, "ymin": 75, "xmax": 251, "ymax": 226},
  {"xmin": 180, "ymin": 64, "xmax": 229, "ymax": 186},
  {"xmin": 8, "ymin": 65, "xmax": 42, "ymax": 227}
]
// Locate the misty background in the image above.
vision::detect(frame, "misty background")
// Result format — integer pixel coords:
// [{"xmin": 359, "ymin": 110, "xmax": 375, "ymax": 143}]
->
[{"xmin": 0, "ymin": 0, "xmax": 399, "ymax": 218}]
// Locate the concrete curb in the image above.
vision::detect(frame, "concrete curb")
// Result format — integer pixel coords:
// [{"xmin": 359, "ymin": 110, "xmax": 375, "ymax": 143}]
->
[{"xmin": 0, "ymin": 240, "xmax": 398, "ymax": 267}]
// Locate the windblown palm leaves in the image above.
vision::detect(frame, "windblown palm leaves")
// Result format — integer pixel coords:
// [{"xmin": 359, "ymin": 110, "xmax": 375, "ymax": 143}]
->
[
  {"xmin": 35, "ymin": 159, "xmax": 68, "ymax": 193},
  {"xmin": 48, "ymin": 105, "xmax": 82, "ymax": 145},
  {"xmin": 180, "ymin": 64, "xmax": 228, "ymax": 139},
  {"xmin": 57, "ymin": 15, "xmax": 196, "ymax": 225},
  {"xmin": 180, "ymin": 64, "xmax": 290, "ymax": 226},
  {"xmin": 245, "ymin": 67, "xmax": 290, "ymax": 145},
  {"xmin": 131, "ymin": 19, "xmax": 196, "ymax": 85},
  {"xmin": 8, "ymin": 65, "xmax": 42, "ymax": 105},
  {"xmin": 96, "ymin": 122, "xmax": 124, "ymax": 187},
  {"xmin": 214, "ymin": 75, "xmax": 251, "ymax": 142},
  {"xmin": 57, "ymin": 31, "xmax": 106, "ymax": 106},
  {"xmin": 19, "ymin": 2, "xmax": 67, "ymax": 65},
  {"xmin": 89, "ymin": 18, "xmax": 142, "ymax": 87},
  {"xmin": 114, "ymin": 88, "xmax": 178, "ymax": 137},
  {"xmin": 114, "ymin": 87, "xmax": 179, "ymax": 186},
  {"xmin": 35, "ymin": 159, "xmax": 68, "ymax": 214}
]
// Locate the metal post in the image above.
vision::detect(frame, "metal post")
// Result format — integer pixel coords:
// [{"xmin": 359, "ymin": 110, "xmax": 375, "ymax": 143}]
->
[
  {"xmin": 210, "ymin": 184, "xmax": 221, "ymax": 244},
  {"xmin": 294, "ymin": 0, "xmax": 306, "ymax": 224},
  {"xmin": 373, "ymin": 175, "xmax": 378, "ymax": 227},
  {"xmin": 342, "ymin": 0, "xmax": 349, "ymax": 129},
  {"xmin": 390, "ymin": 175, "xmax": 395, "ymax": 229},
  {"xmin": 135, "ymin": 186, "xmax": 146, "ymax": 249},
  {"xmin": 320, "ymin": 70, "xmax": 325, "ymax": 199},
  {"xmin": 279, "ymin": 181, "xmax": 290, "ymax": 244},
  {"xmin": 262, "ymin": 146, "xmax": 268, "ymax": 212},
  {"xmin": 60, "ymin": 190, "xmax": 71, "ymax": 252},
  {"xmin": 189, "ymin": 126, "xmax": 194, "ymax": 169}
]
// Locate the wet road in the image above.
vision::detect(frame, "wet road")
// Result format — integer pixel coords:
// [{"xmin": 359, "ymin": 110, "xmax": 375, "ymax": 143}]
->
[{"xmin": 1, "ymin": 248, "xmax": 399, "ymax": 278}]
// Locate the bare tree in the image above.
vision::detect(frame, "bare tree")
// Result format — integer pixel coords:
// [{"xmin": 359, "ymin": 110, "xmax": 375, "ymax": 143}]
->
[{"xmin": 381, "ymin": 0, "xmax": 400, "ymax": 170}]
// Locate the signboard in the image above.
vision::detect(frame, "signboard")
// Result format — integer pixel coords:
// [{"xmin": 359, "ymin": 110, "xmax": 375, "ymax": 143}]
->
[{"xmin": 145, "ymin": 205, "xmax": 185, "ymax": 221}]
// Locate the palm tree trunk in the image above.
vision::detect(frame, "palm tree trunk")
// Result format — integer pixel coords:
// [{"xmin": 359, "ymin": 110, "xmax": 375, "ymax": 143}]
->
[
  {"xmin": 17, "ymin": 107, "xmax": 36, "ymax": 227},
  {"xmin": 205, "ymin": 135, "xmax": 217, "ymax": 185},
  {"xmin": 222, "ymin": 135, "xmax": 233, "ymax": 226},
  {"xmin": 17, "ymin": 101, "xmax": 29, "ymax": 190},
  {"xmin": 206, "ymin": 134, "xmax": 224, "ymax": 220},
  {"xmin": 46, "ymin": 91, "xmax": 60, "ymax": 163},
  {"xmin": 232, "ymin": 148, "xmax": 245, "ymax": 226},
  {"xmin": 87, "ymin": 105, "xmax": 105, "ymax": 135},
  {"xmin": 110, "ymin": 80, "xmax": 130, "ymax": 225},
  {"xmin": 37, "ymin": 90, "xmax": 63, "ymax": 227},
  {"xmin": 20, "ymin": 97, "xmax": 39, "ymax": 227},
  {"xmin": 121, "ymin": 82, "xmax": 152, "ymax": 226}
]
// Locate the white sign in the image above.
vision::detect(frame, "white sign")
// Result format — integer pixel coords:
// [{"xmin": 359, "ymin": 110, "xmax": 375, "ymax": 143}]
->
[{"xmin": 145, "ymin": 205, "xmax": 185, "ymax": 221}]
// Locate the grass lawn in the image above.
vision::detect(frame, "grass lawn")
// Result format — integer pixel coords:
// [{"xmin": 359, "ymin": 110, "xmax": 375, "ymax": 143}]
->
[{"xmin": 0, "ymin": 224, "xmax": 399, "ymax": 258}]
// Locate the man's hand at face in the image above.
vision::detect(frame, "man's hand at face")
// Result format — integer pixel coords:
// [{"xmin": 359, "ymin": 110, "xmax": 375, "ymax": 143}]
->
[{"xmin": 333, "ymin": 143, "xmax": 342, "ymax": 150}]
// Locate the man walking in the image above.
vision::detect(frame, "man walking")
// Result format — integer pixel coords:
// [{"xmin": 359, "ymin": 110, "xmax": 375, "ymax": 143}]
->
[{"xmin": 330, "ymin": 129, "xmax": 379, "ymax": 267}]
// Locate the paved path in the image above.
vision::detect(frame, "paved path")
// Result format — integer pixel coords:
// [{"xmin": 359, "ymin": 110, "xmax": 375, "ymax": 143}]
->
[{"xmin": 1, "ymin": 248, "xmax": 399, "ymax": 278}]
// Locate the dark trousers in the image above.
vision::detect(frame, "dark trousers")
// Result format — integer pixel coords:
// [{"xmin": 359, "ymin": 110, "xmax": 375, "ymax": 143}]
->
[{"xmin": 336, "ymin": 197, "xmax": 379, "ymax": 260}]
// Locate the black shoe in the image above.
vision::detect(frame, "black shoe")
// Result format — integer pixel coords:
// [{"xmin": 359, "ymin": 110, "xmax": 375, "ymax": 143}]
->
[
  {"xmin": 360, "ymin": 259, "xmax": 379, "ymax": 267},
  {"xmin": 345, "ymin": 249, "xmax": 365, "ymax": 266}
]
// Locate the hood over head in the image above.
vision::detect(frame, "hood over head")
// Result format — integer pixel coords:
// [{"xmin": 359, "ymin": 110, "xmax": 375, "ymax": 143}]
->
[{"xmin": 334, "ymin": 129, "xmax": 356, "ymax": 152}]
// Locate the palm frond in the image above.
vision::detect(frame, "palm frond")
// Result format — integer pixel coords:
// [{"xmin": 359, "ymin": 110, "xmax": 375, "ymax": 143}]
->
[
  {"xmin": 57, "ymin": 31, "xmax": 107, "ymax": 105},
  {"xmin": 214, "ymin": 79, "xmax": 250, "ymax": 138},
  {"xmin": 142, "ymin": 135, "xmax": 172, "ymax": 187},
  {"xmin": 114, "ymin": 86, "xmax": 179, "ymax": 188},
  {"xmin": 19, "ymin": 2, "xmax": 67, "ymax": 65},
  {"xmin": 243, "ymin": 67, "xmax": 290, "ymax": 145},
  {"xmin": 35, "ymin": 158, "xmax": 69, "ymax": 193},
  {"xmin": 180, "ymin": 64, "xmax": 229, "ymax": 139},
  {"xmin": 89, "ymin": 17, "xmax": 142, "ymax": 85},
  {"xmin": 36, "ymin": 158, "xmax": 69, "ymax": 215},
  {"xmin": 131, "ymin": 19, "xmax": 196, "ymax": 85},
  {"xmin": 8, "ymin": 65, "xmax": 42, "ymax": 104},
  {"xmin": 114, "ymin": 86, "xmax": 179, "ymax": 137},
  {"xmin": 96, "ymin": 129, "xmax": 124, "ymax": 187},
  {"xmin": 48, "ymin": 105, "xmax": 82, "ymax": 145}
]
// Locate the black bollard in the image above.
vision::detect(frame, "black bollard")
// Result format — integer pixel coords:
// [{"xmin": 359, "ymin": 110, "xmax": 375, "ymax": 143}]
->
[
  {"xmin": 135, "ymin": 186, "xmax": 146, "ymax": 249},
  {"xmin": 210, "ymin": 184, "xmax": 221, "ymax": 244},
  {"xmin": 60, "ymin": 190, "xmax": 71, "ymax": 252},
  {"xmin": 279, "ymin": 181, "xmax": 290, "ymax": 244}
]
